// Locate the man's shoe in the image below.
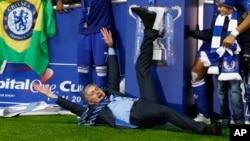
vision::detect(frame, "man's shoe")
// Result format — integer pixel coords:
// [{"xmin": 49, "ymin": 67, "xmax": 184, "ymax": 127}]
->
[
  {"xmin": 204, "ymin": 124, "xmax": 222, "ymax": 136},
  {"xmin": 147, "ymin": 7, "xmax": 166, "ymax": 36},
  {"xmin": 194, "ymin": 113, "xmax": 211, "ymax": 124},
  {"xmin": 131, "ymin": 7, "xmax": 156, "ymax": 29}
]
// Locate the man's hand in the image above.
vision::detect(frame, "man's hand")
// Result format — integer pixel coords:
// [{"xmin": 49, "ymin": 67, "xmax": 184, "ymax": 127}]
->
[
  {"xmin": 32, "ymin": 83, "xmax": 54, "ymax": 99},
  {"xmin": 222, "ymin": 34, "xmax": 236, "ymax": 47},
  {"xmin": 101, "ymin": 27, "xmax": 113, "ymax": 48},
  {"xmin": 55, "ymin": 0, "xmax": 67, "ymax": 14}
]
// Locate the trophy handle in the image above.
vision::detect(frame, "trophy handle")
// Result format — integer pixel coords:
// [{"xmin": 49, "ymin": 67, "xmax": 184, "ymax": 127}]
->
[
  {"xmin": 129, "ymin": 5, "xmax": 182, "ymax": 22},
  {"xmin": 129, "ymin": 4, "xmax": 139, "ymax": 20},
  {"xmin": 171, "ymin": 6, "xmax": 182, "ymax": 21}
]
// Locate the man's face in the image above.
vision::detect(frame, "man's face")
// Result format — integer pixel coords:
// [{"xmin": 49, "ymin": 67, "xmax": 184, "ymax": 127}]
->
[
  {"xmin": 85, "ymin": 85, "xmax": 106, "ymax": 105},
  {"xmin": 216, "ymin": 3, "xmax": 233, "ymax": 15}
]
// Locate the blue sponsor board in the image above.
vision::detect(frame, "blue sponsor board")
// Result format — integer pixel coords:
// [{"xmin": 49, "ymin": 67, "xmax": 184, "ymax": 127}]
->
[
  {"xmin": 0, "ymin": 63, "xmax": 84, "ymax": 107},
  {"xmin": 125, "ymin": 0, "xmax": 186, "ymax": 112}
]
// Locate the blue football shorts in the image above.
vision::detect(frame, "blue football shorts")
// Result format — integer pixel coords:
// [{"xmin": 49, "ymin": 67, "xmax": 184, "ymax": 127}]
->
[{"xmin": 77, "ymin": 32, "xmax": 108, "ymax": 67}]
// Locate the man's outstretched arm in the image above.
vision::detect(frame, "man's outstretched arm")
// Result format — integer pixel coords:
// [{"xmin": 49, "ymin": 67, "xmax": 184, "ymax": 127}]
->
[
  {"xmin": 100, "ymin": 28, "xmax": 120, "ymax": 91},
  {"xmin": 32, "ymin": 83, "xmax": 87, "ymax": 116}
]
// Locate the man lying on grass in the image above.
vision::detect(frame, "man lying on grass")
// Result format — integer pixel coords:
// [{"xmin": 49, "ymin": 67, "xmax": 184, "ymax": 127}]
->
[{"xmin": 32, "ymin": 6, "xmax": 222, "ymax": 135}]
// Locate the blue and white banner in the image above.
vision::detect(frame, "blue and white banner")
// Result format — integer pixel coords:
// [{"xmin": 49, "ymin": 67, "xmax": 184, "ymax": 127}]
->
[{"xmin": 0, "ymin": 7, "xmax": 84, "ymax": 108}]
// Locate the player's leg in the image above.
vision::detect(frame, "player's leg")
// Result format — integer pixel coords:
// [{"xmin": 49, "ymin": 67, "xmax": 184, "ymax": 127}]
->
[
  {"xmin": 77, "ymin": 34, "xmax": 92, "ymax": 92},
  {"xmin": 92, "ymin": 32, "xmax": 108, "ymax": 88},
  {"xmin": 191, "ymin": 42, "xmax": 211, "ymax": 124}
]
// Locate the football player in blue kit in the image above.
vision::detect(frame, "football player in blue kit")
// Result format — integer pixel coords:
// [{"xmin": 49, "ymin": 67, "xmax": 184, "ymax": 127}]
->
[{"xmin": 55, "ymin": 0, "xmax": 115, "ymax": 92}]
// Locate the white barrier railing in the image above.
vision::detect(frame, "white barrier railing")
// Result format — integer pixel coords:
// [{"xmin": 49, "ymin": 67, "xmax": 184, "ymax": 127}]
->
[
  {"xmin": 53, "ymin": 3, "xmax": 81, "ymax": 10},
  {"xmin": 53, "ymin": 0, "xmax": 127, "ymax": 10},
  {"xmin": 204, "ymin": 0, "xmax": 213, "ymax": 4}
]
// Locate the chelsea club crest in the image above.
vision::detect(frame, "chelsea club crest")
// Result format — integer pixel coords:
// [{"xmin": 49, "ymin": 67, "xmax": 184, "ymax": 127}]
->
[
  {"xmin": 222, "ymin": 59, "xmax": 237, "ymax": 72},
  {"xmin": 3, "ymin": 1, "xmax": 37, "ymax": 41}
]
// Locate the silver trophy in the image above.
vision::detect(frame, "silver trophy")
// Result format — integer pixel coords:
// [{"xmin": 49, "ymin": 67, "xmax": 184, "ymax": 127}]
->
[{"xmin": 129, "ymin": 5, "xmax": 181, "ymax": 66}]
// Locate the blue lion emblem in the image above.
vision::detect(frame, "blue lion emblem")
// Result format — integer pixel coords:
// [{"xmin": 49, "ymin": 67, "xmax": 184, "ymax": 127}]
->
[
  {"xmin": 222, "ymin": 59, "xmax": 237, "ymax": 72},
  {"xmin": 13, "ymin": 10, "xmax": 29, "ymax": 31}
]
